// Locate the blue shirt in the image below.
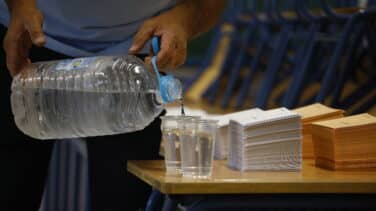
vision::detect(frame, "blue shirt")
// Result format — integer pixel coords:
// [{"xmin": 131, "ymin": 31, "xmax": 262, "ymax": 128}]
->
[{"xmin": 0, "ymin": 0, "xmax": 178, "ymax": 57}]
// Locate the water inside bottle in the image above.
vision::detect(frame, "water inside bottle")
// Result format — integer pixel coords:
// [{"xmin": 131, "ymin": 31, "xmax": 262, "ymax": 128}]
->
[{"xmin": 12, "ymin": 88, "xmax": 163, "ymax": 139}]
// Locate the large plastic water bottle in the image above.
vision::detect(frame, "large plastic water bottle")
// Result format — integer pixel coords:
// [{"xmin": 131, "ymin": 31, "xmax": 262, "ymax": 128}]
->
[{"xmin": 11, "ymin": 38, "xmax": 182, "ymax": 140}]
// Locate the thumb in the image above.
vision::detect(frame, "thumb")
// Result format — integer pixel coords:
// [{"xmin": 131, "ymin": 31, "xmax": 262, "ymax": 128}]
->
[{"xmin": 25, "ymin": 14, "xmax": 46, "ymax": 47}]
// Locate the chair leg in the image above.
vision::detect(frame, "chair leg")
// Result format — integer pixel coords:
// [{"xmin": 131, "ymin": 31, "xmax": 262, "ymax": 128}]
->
[
  {"xmin": 146, "ymin": 189, "xmax": 164, "ymax": 211},
  {"xmin": 162, "ymin": 195, "xmax": 178, "ymax": 211}
]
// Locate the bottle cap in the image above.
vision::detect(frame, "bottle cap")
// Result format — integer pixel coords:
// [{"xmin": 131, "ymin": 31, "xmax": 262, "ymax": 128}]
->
[{"xmin": 160, "ymin": 74, "xmax": 182, "ymax": 103}]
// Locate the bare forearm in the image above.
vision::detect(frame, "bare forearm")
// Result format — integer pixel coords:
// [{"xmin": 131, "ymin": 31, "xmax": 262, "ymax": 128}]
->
[{"xmin": 161, "ymin": 0, "xmax": 226, "ymax": 40}]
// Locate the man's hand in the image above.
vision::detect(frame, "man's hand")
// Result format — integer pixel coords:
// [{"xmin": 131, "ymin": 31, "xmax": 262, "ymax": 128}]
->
[
  {"xmin": 3, "ymin": 2, "xmax": 45, "ymax": 76},
  {"xmin": 129, "ymin": 0, "xmax": 226, "ymax": 71},
  {"xmin": 129, "ymin": 13, "xmax": 188, "ymax": 71}
]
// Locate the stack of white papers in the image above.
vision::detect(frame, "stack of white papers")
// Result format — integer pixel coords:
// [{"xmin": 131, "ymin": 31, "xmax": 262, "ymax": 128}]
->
[
  {"xmin": 208, "ymin": 108, "xmax": 264, "ymax": 159},
  {"xmin": 227, "ymin": 107, "xmax": 302, "ymax": 171}
]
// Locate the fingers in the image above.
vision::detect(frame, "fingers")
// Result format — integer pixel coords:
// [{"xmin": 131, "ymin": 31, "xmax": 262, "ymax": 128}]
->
[
  {"xmin": 3, "ymin": 7, "xmax": 44, "ymax": 76},
  {"xmin": 3, "ymin": 25, "xmax": 33, "ymax": 76},
  {"xmin": 4, "ymin": 36, "xmax": 31, "ymax": 76},
  {"xmin": 129, "ymin": 22, "xmax": 155, "ymax": 54},
  {"xmin": 154, "ymin": 31, "xmax": 186, "ymax": 71},
  {"xmin": 144, "ymin": 34, "xmax": 187, "ymax": 71},
  {"xmin": 25, "ymin": 12, "xmax": 46, "ymax": 46},
  {"xmin": 144, "ymin": 56, "xmax": 153, "ymax": 70},
  {"xmin": 130, "ymin": 15, "xmax": 188, "ymax": 70}
]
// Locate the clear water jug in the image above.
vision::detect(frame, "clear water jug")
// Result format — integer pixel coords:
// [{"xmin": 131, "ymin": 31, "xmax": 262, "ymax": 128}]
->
[{"xmin": 11, "ymin": 54, "xmax": 182, "ymax": 140}]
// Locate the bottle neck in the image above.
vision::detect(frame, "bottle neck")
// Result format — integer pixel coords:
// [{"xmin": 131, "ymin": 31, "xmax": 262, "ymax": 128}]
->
[{"xmin": 151, "ymin": 57, "xmax": 182, "ymax": 104}]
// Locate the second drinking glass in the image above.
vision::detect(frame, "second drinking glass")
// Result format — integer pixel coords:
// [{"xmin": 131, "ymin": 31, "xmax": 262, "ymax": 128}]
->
[{"xmin": 179, "ymin": 118, "xmax": 218, "ymax": 179}]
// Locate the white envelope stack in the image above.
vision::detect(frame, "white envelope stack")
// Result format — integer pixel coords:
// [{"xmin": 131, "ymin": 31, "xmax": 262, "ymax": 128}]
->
[
  {"xmin": 227, "ymin": 107, "xmax": 302, "ymax": 171},
  {"xmin": 211, "ymin": 108, "xmax": 264, "ymax": 159}
]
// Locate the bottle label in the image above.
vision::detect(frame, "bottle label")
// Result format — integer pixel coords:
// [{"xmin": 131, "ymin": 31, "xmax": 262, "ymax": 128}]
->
[{"xmin": 56, "ymin": 57, "xmax": 97, "ymax": 71}]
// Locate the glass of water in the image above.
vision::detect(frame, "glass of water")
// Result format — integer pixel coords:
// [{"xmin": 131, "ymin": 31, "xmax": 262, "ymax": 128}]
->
[
  {"xmin": 179, "ymin": 118, "xmax": 218, "ymax": 179},
  {"xmin": 161, "ymin": 115, "xmax": 199, "ymax": 175}
]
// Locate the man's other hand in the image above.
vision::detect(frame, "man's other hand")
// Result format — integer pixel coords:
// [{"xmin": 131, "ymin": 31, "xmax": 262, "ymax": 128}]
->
[{"xmin": 3, "ymin": 4, "xmax": 45, "ymax": 76}]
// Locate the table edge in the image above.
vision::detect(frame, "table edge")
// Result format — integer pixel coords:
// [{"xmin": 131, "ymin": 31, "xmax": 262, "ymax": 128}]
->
[{"xmin": 127, "ymin": 161, "xmax": 376, "ymax": 194}]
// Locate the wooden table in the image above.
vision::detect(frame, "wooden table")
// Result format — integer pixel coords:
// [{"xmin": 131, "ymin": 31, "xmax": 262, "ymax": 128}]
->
[{"xmin": 128, "ymin": 159, "xmax": 376, "ymax": 210}]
